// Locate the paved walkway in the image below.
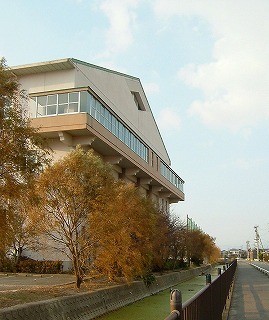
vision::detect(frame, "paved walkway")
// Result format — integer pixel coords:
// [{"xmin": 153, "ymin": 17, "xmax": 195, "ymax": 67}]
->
[
  {"xmin": 228, "ymin": 260, "xmax": 269, "ymax": 320},
  {"xmin": 0, "ymin": 273, "xmax": 75, "ymax": 291}
]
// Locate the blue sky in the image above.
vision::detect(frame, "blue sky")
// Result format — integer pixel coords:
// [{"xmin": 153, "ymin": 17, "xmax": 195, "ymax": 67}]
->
[{"xmin": 1, "ymin": 0, "xmax": 269, "ymax": 250}]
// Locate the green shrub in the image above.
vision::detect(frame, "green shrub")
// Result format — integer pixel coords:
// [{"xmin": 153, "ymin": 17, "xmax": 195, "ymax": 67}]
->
[
  {"xmin": 162, "ymin": 258, "xmax": 188, "ymax": 271},
  {"xmin": 142, "ymin": 272, "xmax": 156, "ymax": 287}
]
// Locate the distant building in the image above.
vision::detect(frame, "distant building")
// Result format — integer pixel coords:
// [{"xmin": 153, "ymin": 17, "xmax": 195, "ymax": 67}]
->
[
  {"xmin": 229, "ymin": 249, "xmax": 240, "ymax": 257},
  {"xmin": 12, "ymin": 58, "xmax": 185, "ymax": 268}
]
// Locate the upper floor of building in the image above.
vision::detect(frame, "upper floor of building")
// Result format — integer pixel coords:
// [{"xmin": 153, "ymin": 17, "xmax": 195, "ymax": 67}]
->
[{"xmin": 12, "ymin": 58, "xmax": 185, "ymax": 203}]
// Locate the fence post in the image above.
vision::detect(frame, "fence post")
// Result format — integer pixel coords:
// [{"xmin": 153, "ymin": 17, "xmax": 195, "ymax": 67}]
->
[
  {"xmin": 170, "ymin": 289, "xmax": 182, "ymax": 319},
  {"xmin": 218, "ymin": 268, "xmax": 222, "ymax": 276},
  {"xmin": 206, "ymin": 273, "xmax": 212, "ymax": 284}
]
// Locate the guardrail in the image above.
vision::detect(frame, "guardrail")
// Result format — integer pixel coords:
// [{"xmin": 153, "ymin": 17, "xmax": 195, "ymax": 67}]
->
[
  {"xmin": 250, "ymin": 263, "xmax": 269, "ymax": 276},
  {"xmin": 164, "ymin": 260, "xmax": 237, "ymax": 320}
]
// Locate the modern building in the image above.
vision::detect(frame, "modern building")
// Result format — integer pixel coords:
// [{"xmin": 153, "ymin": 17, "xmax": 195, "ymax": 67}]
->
[{"xmin": 12, "ymin": 58, "xmax": 185, "ymax": 266}]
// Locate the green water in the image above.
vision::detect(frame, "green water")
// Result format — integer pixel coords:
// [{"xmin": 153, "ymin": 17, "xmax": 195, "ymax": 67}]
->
[{"xmin": 98, "ymin": 270, "xmax": 218, "ymax": 320}]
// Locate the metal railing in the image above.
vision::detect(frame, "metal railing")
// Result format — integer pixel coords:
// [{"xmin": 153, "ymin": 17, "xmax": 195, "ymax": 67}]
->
[{"xmin": 164, "ymin": 260, "xmax": 237, "ymax": 320}]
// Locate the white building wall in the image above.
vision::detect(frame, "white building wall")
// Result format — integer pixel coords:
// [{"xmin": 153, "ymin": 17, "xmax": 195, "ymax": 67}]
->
[
  {"xmin": 19, "ymin": 69, "xmax": 76, "ymax": 94},
  {"xmin": 73, "ymin": 62, "xmax": 170, "ymax": 164}
]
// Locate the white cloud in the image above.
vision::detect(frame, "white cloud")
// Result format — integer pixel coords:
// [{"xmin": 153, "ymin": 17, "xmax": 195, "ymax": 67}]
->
[
  {"xmin": 156, "ymin": 108, "xmax": 181, "ymax": 132},
  {"xmin": 143, "ymin": 82, "xmax": 160, "ymax": 95},
  {"xmin": 154, "ymin": 0, "xmax": 269, "ymax": 131},
  {"xmin": 98, "ymin": 0, "xmax": 140, "ymax": 59}
]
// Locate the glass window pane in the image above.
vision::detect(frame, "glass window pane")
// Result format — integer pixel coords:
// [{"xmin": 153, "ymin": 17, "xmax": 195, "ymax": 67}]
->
[
  {"xmin": 119, "ymin": 123, "xmax": 124, "ymax": 141},
  {"xmin": 89, "ymin": 95, "xmax": 95, "ymax": 116},
  {"xmin": 111, "ymin": 116, "xmax": 117, "ymax": 135},
  {"xmin": 58, "ymin": 93, "xmax": 68, "ymax": 104},
  {"xmin": 96, "ymin": 101, "xmax": 101, "ymax": 113},
  {"xmin": 100, "ymin": 114, "xmax": 105, "ymax": 125},
  {"xmin": 90, "ymin": 105, "xmax": 95, "ymax": 117},
  {"xmin": 95, "ymin": 101, "xmax": 102, "ymax": 121},
  {"xmin": 47, "ymin": 105, "xmax": 57, "ymax": 115},
  {"xmin": 29, "ymin": 97, "xmax": 36, "ymax": 118},
  {"xmin": 47, "ymin": 95, "xmax": 57, "ymax": 105},
  {"xmin": 37, "ymin": 96, "xmax": 46, "ymax": 117},
  {"xmin": 107, "ymin": 113, "xmax": 112, "ymax": 131},
  {"xmin": 80, "ymin": 91, "xmax": 87, "ymax": 112},
  {"xmin": 104, "ymin": 109, "xmax": 109, "ymax": 119},
  {"xmin": 37, "ymin": 96, "xmax": 47, "ymax": 106},
  {"xmin": 69, "ymin": 103, "xmax": 78, "ymax": 113},
  {"xmin": 69, "ymin": 92, "xmax": 78, "ymax": 103},
  {"xmin": 37, "ymin": 106, "xmax": 46, "ymax": 117},
  {"xmin": 58, "ymin": 104, "xmax": 68, "ymax": 114}
]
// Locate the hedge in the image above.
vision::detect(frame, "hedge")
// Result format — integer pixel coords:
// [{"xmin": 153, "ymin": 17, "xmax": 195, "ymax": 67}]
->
[{"xmin": 16, "ymin": 259, "xmax": 63, "ymax": 274}]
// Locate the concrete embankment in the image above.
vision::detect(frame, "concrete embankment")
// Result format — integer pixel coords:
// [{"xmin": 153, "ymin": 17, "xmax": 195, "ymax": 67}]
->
[{"xmin": 0, "ymin": 265, "xmax": 211, "ymax": 320}]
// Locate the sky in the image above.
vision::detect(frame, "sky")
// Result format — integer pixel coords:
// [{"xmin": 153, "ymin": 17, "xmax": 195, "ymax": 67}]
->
[{"xmin": 1, "ymin": 0, "xmax": 269, "ymax": 250}]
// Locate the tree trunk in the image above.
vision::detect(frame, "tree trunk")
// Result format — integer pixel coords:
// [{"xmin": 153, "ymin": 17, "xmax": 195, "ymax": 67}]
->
[
  {"xmin": 72, "ymin": 254, "xmax": 84, "ymax": 289},
  {"xmin": 76, "ymin": 275, "xmax": 83, "ymax": 289}
]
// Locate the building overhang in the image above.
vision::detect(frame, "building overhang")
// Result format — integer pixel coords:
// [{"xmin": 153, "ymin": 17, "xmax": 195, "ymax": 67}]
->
[
  {"xmin": 32, "ymin": 114, "xmax": 184, "ymax": 202},
  {"xmin": 11, "ymin": 59, "xmax": 75, "ymax": 76}
]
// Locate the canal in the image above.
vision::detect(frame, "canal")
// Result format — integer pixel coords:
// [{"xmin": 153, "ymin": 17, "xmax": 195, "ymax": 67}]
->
[{"xmin": 98, "ymin": 267, "xmax": 220, "ymax": 320}]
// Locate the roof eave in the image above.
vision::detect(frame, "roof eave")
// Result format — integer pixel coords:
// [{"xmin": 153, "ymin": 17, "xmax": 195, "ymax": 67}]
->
[{"xmin": 11, "ymin": 58, "xmax": 75, "ymax": 76}]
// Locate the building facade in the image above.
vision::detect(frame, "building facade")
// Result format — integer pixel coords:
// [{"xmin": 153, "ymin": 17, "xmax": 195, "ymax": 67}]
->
[{"xmin": 12, "ymin": 58, "xmax": 185, "ymax": 266}]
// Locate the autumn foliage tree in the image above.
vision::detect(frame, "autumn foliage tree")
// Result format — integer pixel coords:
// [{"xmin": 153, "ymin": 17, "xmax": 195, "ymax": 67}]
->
[
  {"xmin": 0, "ymin": 58, "xmax": 50, "ymax": 265},
  {"xmin": 90, "ymin": 181, "xmax": 156, "ymax": 283},
  {"xmin": 4, "ymin": 185, "xmax": 41, "ymax": 266},
  {"xmin": 187, "ymin": 229, "xmax": 220, "ymax": 265},
  {"xmin": 168, "ymin": 216, "xmax": 187, "ymax": 268},
  {"xmin": 34, "ymin": 147, "xmax": 115, "ymax": 288},
  {"xmin": 0, "ymin": 58, "xmax": 49, "ymax": 192},
  {"xmin": 151, "ymin": 210, "xmax": 173, "ymax": 271}
]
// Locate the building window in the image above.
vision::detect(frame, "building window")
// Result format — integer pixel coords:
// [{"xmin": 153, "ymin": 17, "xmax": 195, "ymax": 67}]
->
[
  {"xmin": 132, "ymin": 92, "xmax": 145, "ymax": 111},
  {"xmin": 30, "ymin": 90, "xmax": 184, "ymax": 192},
  {"xmin": 30, "ymin": 90, "xmax": 149, "ymax": 163},
  {"xmin": 160, "ymin": 161, "xmax": 184, "ymax": 192}
]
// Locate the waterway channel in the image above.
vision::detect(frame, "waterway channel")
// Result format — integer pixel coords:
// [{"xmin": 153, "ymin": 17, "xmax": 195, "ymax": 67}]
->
[{"xmin": 98, "ymin": 266, "xmax": 220, "ymax": 320}]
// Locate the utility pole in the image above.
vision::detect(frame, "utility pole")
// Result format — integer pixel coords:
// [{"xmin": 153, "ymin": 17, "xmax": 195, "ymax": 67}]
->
[
  {"xmin": 246, "ymin": 241, "xmax": 251, "ymax": 260},
  {"xmin": 254, "ymin": 226, "xmax": 264, "ymax": 260},
  {"xmin": 254, "ymin": 226, "xmax": 259, "ymax": 260}
]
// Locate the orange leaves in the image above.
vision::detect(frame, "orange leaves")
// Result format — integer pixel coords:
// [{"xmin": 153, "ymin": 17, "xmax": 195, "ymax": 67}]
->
[
  {"xmin": 34, "ymin": 147, "xmax": 116, "ymax": 288},
  {"xmin": 0, "ymin": 59, "xmax": 50, "ymax": 257},
  {"xmin": 90, "ymin": 182, "xmax": 156, "ymax": 282}
]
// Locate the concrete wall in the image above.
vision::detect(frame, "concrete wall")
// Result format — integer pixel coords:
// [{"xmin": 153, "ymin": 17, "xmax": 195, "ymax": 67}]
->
[{"xmin": 0, "ymin": 265, "xmax": 211, "ymax": 320}]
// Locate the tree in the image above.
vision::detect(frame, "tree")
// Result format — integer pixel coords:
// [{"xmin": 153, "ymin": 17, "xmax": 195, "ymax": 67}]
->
[
  {"xmin": 187, "ymin": 229, "xmax": 220, "ymax": 265},
  {"xmin": 4, "ymin": 184, "xmax": 41, "ymax": 266},
  {"xmin": 151, "ymin": 210, "xmax": 172, "ymax": 271},
  {"xmin": 151, "ymin": 213, "xmax": 188, "ymax": 271},
  {"xmin": 168, "ymin": 216, "xmax": 187, "ymax": 268},
  {"xmin": 34, "ymin": 147, "xmax": 115, "ymax": 288},
  {"xmin": 0, "ymin": 58, "xmax": 50, "ymax": 263},
  {"xmin": 0, "ymin": 58, "xmax": 50, "ymax": 192},
  {"xmin": 201, "ymin": 234, "xmax": 221, "ymax": 264},
  {"xmin": 90, "ymin": 182, "xmax": 156, "ymax": 283}
]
